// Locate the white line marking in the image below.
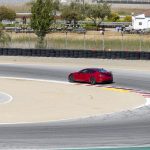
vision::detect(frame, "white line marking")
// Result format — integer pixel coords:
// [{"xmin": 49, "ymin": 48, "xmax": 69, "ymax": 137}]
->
[
  {"xmin": 0, "ymin": 91, "xmax": 13, "ymax": 104},
  {"xmin": 135, "ymin": 98, "xmax": 150, "ymax": 109},
  {"xmin": 51, "ymin": 145, "xmax": 150, "ymax": 150},
  {"xmin": 0, "ymin": 76, "xmax": 71, "ymax": 84},
  {"xmin": 145, "ymin": 98, "xmax": 150, "ymax": 106}
]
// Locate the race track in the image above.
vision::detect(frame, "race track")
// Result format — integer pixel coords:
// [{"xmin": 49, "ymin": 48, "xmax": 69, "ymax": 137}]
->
[{"xmin": 0, "ymin": 63, "xmax": 150, "ymax": 149}]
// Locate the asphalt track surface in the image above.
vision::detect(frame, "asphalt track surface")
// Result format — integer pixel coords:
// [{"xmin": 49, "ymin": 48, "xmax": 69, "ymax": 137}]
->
[{"xmin": 0, "ymin": 64, "xmax": 150, "ymax": 149}]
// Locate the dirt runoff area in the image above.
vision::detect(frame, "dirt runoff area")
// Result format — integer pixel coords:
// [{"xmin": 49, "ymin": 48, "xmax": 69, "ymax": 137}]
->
[
  {"xmin": 0, "ymin": 56, "xmax": 150, "ymax": 71},
  {"xmin": 0, "ymin": 56, "xmax": 149, "ymax": 123},
  {"xmin": 0, "ymin": 78, "xmax": 145, "ymax": 123}
]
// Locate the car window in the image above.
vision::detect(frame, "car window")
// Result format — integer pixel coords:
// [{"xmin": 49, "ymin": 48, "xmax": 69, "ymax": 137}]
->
[
  {"xmin": 79, "ymin": 69, "xmax": 88, "ymax": 73},
  {"xmin": 80, "ymin": 69, "xmax": 95, "ymax": 73},
  {"xmin": 98, "ymin": 68, "xmax": 108, "ymax": 73},
  {"xmin": 88, "ymin": 69, "xmax": 95, "ymax": 73}
]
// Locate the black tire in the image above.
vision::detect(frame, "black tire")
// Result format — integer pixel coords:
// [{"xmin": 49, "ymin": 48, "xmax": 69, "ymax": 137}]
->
[
  {"xmin": 109, "ymin": 80, "xmax": 113, "ymax": 83},
  {"xmin": 90, "ymin": 77, "xmax": 96, "ymax": 85},
  {"xmin": 68, "ymin": 74, "xmax": 74, "ymax": 83}
]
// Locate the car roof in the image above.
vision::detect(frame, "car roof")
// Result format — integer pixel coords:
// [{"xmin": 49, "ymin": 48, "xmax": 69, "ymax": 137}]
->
[
  {"xmin": 83, "ymin": 68, "xmax": 101, "ymax": 71},
  {"xmin": 84, "ymin": 68, "xmax": 100, "ymax": 70},
  {"xmin": 83, "ymin": 68, "xmax": 109, "ymax": 72}
]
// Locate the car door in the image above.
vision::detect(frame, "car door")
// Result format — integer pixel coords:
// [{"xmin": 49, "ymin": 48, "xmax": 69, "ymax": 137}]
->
[
  {"xmin": 83, "ymin": 69, "xmax": 92, "ymax": 82},
  {"xmin": 80, "ymin": 69, "xmax": 93, "ymax": 82},
  {"xmin": 76, "ymin": 69, "xmax": 88, "ymax": 82},
  {"xmin": 87, "ymin": 69, "xmax": 96, "ymax": 82}
]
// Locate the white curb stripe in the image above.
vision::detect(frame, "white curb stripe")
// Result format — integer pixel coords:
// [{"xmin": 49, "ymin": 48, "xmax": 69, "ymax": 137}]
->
[
  {"xmin": 0, "ymin": 76, "xmax": 70, "ymax": 84},
  {"xmin": 145, "ymin": 98, "xmax": 150, "ymax": 106},
  {"xmin": 0, "ymin": 91, "xmax": 13, "ymax": 104}
]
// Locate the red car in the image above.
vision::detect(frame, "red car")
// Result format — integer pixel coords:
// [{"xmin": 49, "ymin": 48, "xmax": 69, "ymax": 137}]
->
[{"xmin": 68, "ymin": 68, "xmax": 113, "ymax": 85}]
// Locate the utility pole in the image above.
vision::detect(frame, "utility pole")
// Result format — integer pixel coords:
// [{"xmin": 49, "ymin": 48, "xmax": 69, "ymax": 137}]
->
[
  {"xmin": 65, "ymin": 31, "xmax": 68, "ymax": 49},
  {"xmin": 121, "ymin": 31, "xmax": 124, "ymax": 51},
  {"xmin": 84, "ymin": 32, "xmax": 86, "ymax": 50},
  {"xmin": 139, "ymin": 31, "xmax": 143, "ymax": 52}
]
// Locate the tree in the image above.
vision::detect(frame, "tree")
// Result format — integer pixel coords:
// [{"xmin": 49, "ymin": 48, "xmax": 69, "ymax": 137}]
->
[
  {"xmin": 84, "ymin": 4, "xmax": 98, "ymax": 26},
  {"xmin": 31, "ymin": 0, "xmax": 54, "ymax": 47},
  {"xmin": 85, "ymin": 2, "xmax": 111, "ymax": 26},
  {"xmin": 29, "ymin": 0, "xmax": 59, "ymax": 18},
  {"xmin": 52, "ymin": 0, "xmax": 60, "ymax": 22},
  {"xmin": 0, "ymin": 6, "xmax": 16, "ymax": 21},
  {"xmin": 61, "ymin": 2, "xmax": 85, "ymax": 25},
  {"xmin": 123, "ymin": 15, "xmax": 132, "ymax": 22}
]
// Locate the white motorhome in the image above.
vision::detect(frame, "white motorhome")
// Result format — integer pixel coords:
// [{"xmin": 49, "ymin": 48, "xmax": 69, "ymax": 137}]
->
[{"xmin": 132, "ymin": 14, "xmax": 150, "ymax": 30}]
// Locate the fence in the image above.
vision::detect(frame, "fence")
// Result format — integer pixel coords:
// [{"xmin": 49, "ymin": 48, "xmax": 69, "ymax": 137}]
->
[
  {"xmin": 0, "ymin": 48, "xmax": 150, "ymax": 60},
  {"xmin": 3, "ymin": 31, "xmax": 150, "ymax": 52}
]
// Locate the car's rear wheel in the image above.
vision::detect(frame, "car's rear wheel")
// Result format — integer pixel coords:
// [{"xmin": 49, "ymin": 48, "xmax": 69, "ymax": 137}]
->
[
  {"xmin": 109, "ymin": 80, "xmax": 113, "ymax": 83},
  {"xmin": 68, "ymin": 74, "xmax": 74, "ymax": 83},
  {"xmin": 90, "ymin": 77, "xmax": 96, "ymax": 85}
]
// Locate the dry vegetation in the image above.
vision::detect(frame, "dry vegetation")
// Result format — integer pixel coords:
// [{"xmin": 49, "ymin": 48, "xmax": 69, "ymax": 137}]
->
[
  {"xmin": 1, "ymin": 2, "xmax": 149, "ymax": 14},
  {"xmin": 9, "ymin": 30, "xmax": 150, "ymax": 41},
  {"xmin": 0, "ymin": 3, "xmax": 31, "ymax": 12},
  {"xmin": 115, "ymin": 8, "xmax": 150, "ymax": 15},
  {"xmin": 6, "ymin": 30, "xmax": 150, "ymax": 51}
]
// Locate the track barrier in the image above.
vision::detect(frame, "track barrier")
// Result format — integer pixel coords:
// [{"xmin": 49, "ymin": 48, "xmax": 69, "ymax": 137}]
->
[{"xmin": 0, "ymin": 48, "xmax": 149, "ymax": 60}]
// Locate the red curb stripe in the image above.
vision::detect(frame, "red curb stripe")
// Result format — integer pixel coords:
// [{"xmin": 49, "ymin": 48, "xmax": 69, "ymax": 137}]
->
[
  {"xmin": 85, "ymin": 84, "xmax": 93, "ymax": 86},
  {"xmin": 138, "ymin": 92, "xmax": 150, "ymax": 95},
  {"xmin": 134, "ymin": 91, "xmax": 150, "ymax": 95},
  {"xmin": 142, "ymin": 95, "xmax": 150, "ymax": 97}
]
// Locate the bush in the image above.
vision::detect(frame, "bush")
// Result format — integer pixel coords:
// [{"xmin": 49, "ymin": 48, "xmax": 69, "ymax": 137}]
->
[
  {"xmin": 0, "ymin": 23, "xmax": 3, "ymax": 29},
  {"xmin": 123, "ymin": 16, "xmax": 132, "ymax": 22},
  {"xmin": 3, "ymin": 24, "xmax": 15, "ymax": 27},
  {"xmin": 108, "ymin": 12, "xmax": 120, "ymax": 22},
  {"xmin": 84, "ymin": 23, "xmax": 97, "ymax": 30}
]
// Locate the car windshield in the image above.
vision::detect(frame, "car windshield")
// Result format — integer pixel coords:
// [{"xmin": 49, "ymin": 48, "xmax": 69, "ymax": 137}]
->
[{"xmin": 98, "ymin": 68, "xmax": 108, "ymax": 73}]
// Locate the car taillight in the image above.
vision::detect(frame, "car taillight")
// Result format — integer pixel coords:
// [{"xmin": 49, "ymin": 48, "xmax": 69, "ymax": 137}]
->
[
  {"xmin": 100, "ymin": 72, "xmax": 112, "ymax": 77},
  {"xmin": 107, "ymin": 73, "xmax": 112, "ymax": 77}
]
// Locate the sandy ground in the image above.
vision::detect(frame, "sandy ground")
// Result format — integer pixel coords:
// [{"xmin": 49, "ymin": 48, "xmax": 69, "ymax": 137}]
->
[
  {"xmin": 0, "ymin": 56, "xmax": 149, "ymax": 123},
  {"xmin": 0, "ymin": 78, "xmax": 145, "ymax": 123}
]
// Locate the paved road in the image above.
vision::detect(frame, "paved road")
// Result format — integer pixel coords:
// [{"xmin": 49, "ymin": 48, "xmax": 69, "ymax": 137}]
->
[{"xmin": 0, "ymin": 64, "xmax": 150, "ymax": 149}]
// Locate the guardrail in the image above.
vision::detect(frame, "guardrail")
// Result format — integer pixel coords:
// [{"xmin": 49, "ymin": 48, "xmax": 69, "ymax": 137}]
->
[
  {"xmin": 100, "ymin": 22, "xmax": 131, "ymax": 28},
  {"xmin": 0, "ymin": 48, "xmax": 149, "ymax": 60}
]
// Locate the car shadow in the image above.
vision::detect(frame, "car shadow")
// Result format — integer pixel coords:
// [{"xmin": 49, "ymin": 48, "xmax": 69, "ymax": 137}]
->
[{"xmin": 73, "ymin": 81, "xmax": 115, "ymax": 85}]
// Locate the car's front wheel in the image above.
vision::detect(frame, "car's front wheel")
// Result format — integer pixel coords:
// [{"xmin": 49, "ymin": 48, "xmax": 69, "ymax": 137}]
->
[
  {"xmin": 68, "ymin": 74, "xmax": 74, "ymax": 83},
  {"xmin": 90, "ymin": 77, "xmax": 96, "ymax": 85}
]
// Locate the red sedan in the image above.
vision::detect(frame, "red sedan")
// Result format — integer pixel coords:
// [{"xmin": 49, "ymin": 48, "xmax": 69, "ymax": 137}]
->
[{"xmin": 68, "ymin": 68, "xmax": 113, "ymax": 85}]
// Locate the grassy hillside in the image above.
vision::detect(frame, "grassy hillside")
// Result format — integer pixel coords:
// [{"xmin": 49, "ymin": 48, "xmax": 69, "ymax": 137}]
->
[{"xmin": 0, "ymin": 3, "xmax": 31, "ymax": 12}]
